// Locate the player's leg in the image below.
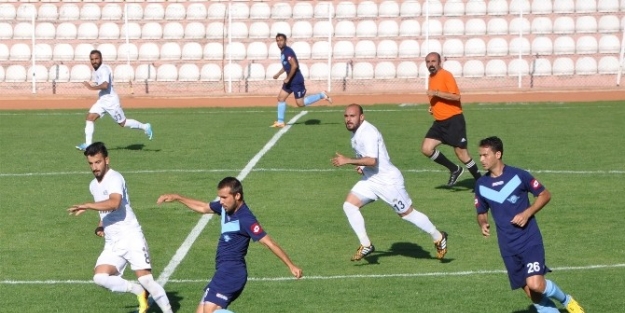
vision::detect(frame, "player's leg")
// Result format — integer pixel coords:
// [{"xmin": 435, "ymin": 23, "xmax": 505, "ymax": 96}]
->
[
  {"xmin": 77, "ymin": 103, "xmax": 103, "ymax": 150},
  {"xmin": 449, "ymin": 114, "xmax": 481, "ymax": 181},
  {"xmin": 272, "ymin": 88, "xmax": 291, "ymax": 127},
  {"xmin": 93, "ymin": 250, "xmax": 144, "ymax": 296},
  {"xmin": 109, "ymin": 105, "xmax": 153, "ymax": 140},
  {"xmin": 295, "ymin": 84, "xmax": 332, "ymax": 107},
  {"xmin": 128, "ymin": 239, "xmax": 173, "ymax": 313},
  {"xmin": 422, "ymin": 123, "xmax": 462, "ymax": 186},
  {"xmin": 199, "ymin": 277, "xmax": 245, "ymax": 313},
  {"xmin": 344, "ymin": 181, "xmax": 376, "ymax": 261}
]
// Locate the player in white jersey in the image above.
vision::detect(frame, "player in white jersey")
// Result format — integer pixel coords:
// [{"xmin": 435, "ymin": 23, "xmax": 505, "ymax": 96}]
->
[
  {"xmin": 76, "ymin": 50, "xmax": 153, "ymax": 151},
  {"xmin": 331, "ymin": 104, "xmax": 449, "ymax": 262},
  {"xmin": 67, "ymin": 142, "xmax": 172, "ymax": 313}
]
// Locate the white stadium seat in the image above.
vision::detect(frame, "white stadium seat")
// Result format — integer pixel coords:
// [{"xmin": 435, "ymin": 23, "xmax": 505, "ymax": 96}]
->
[
  {"xmin": 160, "ymin": 42, "xmax": 181, "ymax": 60},
  {"xmin": 336, "ymin": 2, "xmax": 356, "ymax": 18},
  {"xmin": 399, "ymin": 39, "xmax": 420, "ymax": 58},
  {"xmin": 207, "ymin": 3, "xmax": 226, "ymax": 19},
  {"xmin": 244, "ymin": 63, "xmax": 265, "ymax": 81},
  {"xmin": 510, "ymin": 37, "xmax": 531, "ymax": 55},
  {"xmin": 48, "ymin": 64, "xmax": 70, "ymax": 83},
  {"xmin": 163, "ymin": 22, "xmax": 184, "ymax": 39},
  {"xmin": 136, "ymin": 64, "xmax": 157, "ymax": 82},
  {"xmin": 56, "ymin": 22, "xmax": 77, "ymax": 39},
  {"xmin": 575, "ymin": 56, "xmax": 597, "ymax": 75},
  {"xmin": 117, "ymin": 43, "xmax": 138, "ymax": 61},
  {"xmin": 206, "ymin": 22, "xmax": 224, "ymax": 39},
  {"xmin": 554, "ymin": 36, "xmax": 576, "ymax": 54},
  {"xmin": 598, "ymin": 0, "xmax": 619, "ymax": 12},
  {"xmin": 157, "ymin": 64, "xmax": 178, "ymax": 82},
  {"xmin": 378, "ymin": 20, "xmax": 399, "ymax": 37},
  {"xmin": 0, "ymin": 44, "xmax": 7, "ymax": 61},
  {"xmin": 377, "ymin": 39, "xmax": 399, "ymax": 58},
  {"xmin": 315, "ymin": 2, "xmax": 334, "ymax": 18},
  {"xmin": 114, "ymin": 64, "xmax": 134, "ymax": 82},
  {"xmin": 144, "ymin": 3, "xmax": 165, "ymax": 20},
  {"xmin": 292, "ymin": 21, "xmax": 312, "ymax": 38},
  {"xmin": 353, "ymin": 62, "xmax": 374, "ymax": 79},
  {"xmin": 187, "ymin": 3, "xmax": 207, "ymax": 20},
  {"xmin": 80, "ymin": 4, "xmax": 101, "ymax": 20},
  {"xmin": 6, "ymin": 65, "xmax": 27, "ymax": 82},
  {"xmin": 418, "ymin": 62, "xmax": 430, "ymax": 78},
  {"xmin": 508, "ymin": 59, "xmax": 529, "ymax": 76},
  {"xmin": 424, "ymin": 0, "xmax": 443, "ymax": 16},
  {"xmin": 249, "ymin": 21, "xmax": 270, "ymax": 39},
  {"xmin": 38, "ymin": 4, "xmax": 58, "ymax": 21},
  {"xmin": 576, "ymin": 16, "xmax": 598, "ymax": 33},
  {"xmin": 225, "ymin": 42, "xmax": 246, "ymax": 60},
  {"xmin": 0, "ymin": 4, "xmax": 16, "ymax": 21},
  {"xmin": 485, "ymin": 59, "xmax": 507, "ymax": 77},
  {"xmin": 271, "ymin": 21, "xmax": 291, "ymax": 38},
  {"xmin": 268, "ymin": 42, "xmax": 281, "ymax": 59},
  {"xmin": 331, "ymin": 62, "xmax": 352, "ymax": 80},
  {"xmin": 70, "ymin": 64, "xmax": 91, "ymax": 82},
  {"xmin": 223, "ymin": 63, "xmax": 243, "ymax": 81},
  {"xmin": 228, "ymin": 22, "xmax": 248, "ymax": 39},
  {"xmin": 247, "ymin": 41, "xmax": 268, "ymax": 60},
  {"xmin": 200, "ymin": 63, "xmax": 221, "ymax": 82},
  {"xmin": 36, "ymin": 22, "xmax": 55, "ymax": 39},
  {"xmin": 178, "ymin": 63, "xmax": 200, "ymax": 82},
  {"xmin": 531, "ymin": 17, "xmax": 553, "ymax": 34},
  {"xmin": 355, "ymin": 40, "xmax": 376, "ymax": 58},
  {"xmin": 101, "ymin": 4, "xmax": 122, "ymax": 20},
  {"xmin": 97, "ymin": 43, "xmax": 117, "ymax": 61},
  {"xmin": 552, "ymin": 57, "xmax": 574, "ymax": 75},
  {"xmin": 311, "ymin": 41, "xmax": 331, "ymax": 59},
  {"xmin": 335, "ymin": 21, "xmax": 356, "ymax": 37},
  {"xmin": 309, "ymin": 62, "xmax": 329, "ymax": 80},
  {"xmin": 531, "ymin": 0, "xmax": 552, "ymax": 14},
  {"xmin": 99, "ymin": 22, "xmax": 120, "ymax": 40},
  {"xmin": 291, "ymin": 41, "xmax": 311, "ymax": 59},
  {"xmin": 74, "ymin": 43, "xmax": 94, "ymax": 61},
  {"xmin": 531, "ymin": 58, "xmax": 552, "ymax": 76},
  {"xmin": 59, "ymin": 4, "xmax": 79, "ymax": 20},
  {"xmin": 142, "ymin": 22, "xmax": 162, "ymax": 39},
  {"xmin": 465, "ymin": 38, "xmax": 486, "ymax": 56},
  {"xmin": 465, "ymin": 18, "xmax": 486, "ymax": 35},
  {"xmin": 34, "ymin": 43, "xmax": 52, "ymax": 61},
  {"xmin": 313, "ymin": 21, "xmax": 333, "ymax": 38},
  {"xmin": 400, "ymin": 20, "xmax": 420, "ymax": 37},
  {"xmin": 509, "ymin": 0, "xmax": 530, "ymax": 14},
  {"xmin": 333, "ymin": 41, "xmax": 354, "ymax": 59},
  {"xmin": 121, "ymin": 23, "xmax": 141, "ymax": 40},
  {"xmin": 77, "ymin": 22, "xmax": 98, "ymax": 39},
  {"xmin": 444, "ymin": 60, "xmax": 462, "ymax": 77},
  {"xmin": 443, "ymin": 38, "xmax": 464, "ymax": 57},
  {"xmin": 598, "ymin": 15, "xmax": 620, "ymax": 33},
  {"xmin": 397, "ymin": 61, "xmax": 419, "ymax": 78},
  {"xmin": 576, "ymin": 35, "xmax": 598, "ymax": 54},
  {"xmin": 357, "ymin": 20, "xmax": 377, "ymax": 37},
  {"xmin": 379, "ymin": 1, "xmax": 400, "ymax": 17},
  {"xmin": 576, "ymin": 0, "xmax": 597, "ymax": 13},
  {"xmin": 463, "ymin": 60, "xmax": 485, "ymax": 78},
  {"xmin": 53, "ymin": 43, "xmax": 74, "ymax": 61},
  {"xmin": 444, "ymin": 0, "xmax": 465, "ymax": 16},
  {"xmin": 553, "ymin": 0, "xmax": 575, "ymax": 13},
  {"xmin": 531, "ymin": 36, "xmax": 553, "ymax": 55},
  {"xmin": 553, "ymin": 16, "xmax": 575, "ymax": 34},
  {"xmin": 598, "ymin": 35, "xmax": 620, "ymax": 53},
  {"xmin": 375, "ymin": 61, "xmax": 396, "ymax": 79},
  {"xmin": 139, "ymin": 42, "xmax": 160, "ymax": 61},
  {"xmin": 250, "ymin": 3, "xmax": 271, "ymax": 19},
  {"xmin": 487, "ymin": 18, "xmax": 508, "ymax": 35},
  {"xmin": 293, "ymin": 2, "xmax": 313, "ymax": 18},
  {"xmin": 422, "ymin": 20, "xmax": 442, "ymax": 36},
  {"xmin": 126, "ymin": 3, "xmax": 143, "ymax": 20},
  {"xmin": 401, "ymin": 1, "xmax": 421, "ymax": 17},
  {"xmin": 420, "ymin": 40, "xmax": 442, "ymax": 57},
  {"xmin": 357, "ymin": 1, "xmax": 378, "ymax": 18},
  {"xmin": 203, "ymin": 42, "xmax": 223, "ymax": 60},
  {"xmin": 10, "ymin": 43, "xmax": 31, "ymax": 61},
  {"xmin": 13, "ymin": 22, "xmax": 33, "ymax": 39},
  {"xmin": 444, "ymin": 18, "xmax": 464, "ymax": 36},
  {"xmin": 17, "ymin": 4, "xmax": 37, "ymax": 21},
  {"xmin": 509, "ymin": 17, "xmax": 530, "ymax": 34},
  {"xmin": 181, "ymin": 42, "xmax": 202, "ymax": 60},
  {"xmin": 487, "ymin": 38, "xmax": 509, "ymax": 56},
  {"xmin": 487, "ymin": 0, "xmax": 508, "ymax": 15},
  {"xmin": 620, "ymin": 0, "xmax": 625, "ymax": 11},
  {"xmin": 598, "ymin": 56, "xmax": 620, "ymax": 74},
  {"xmin": 266, "ymin": 63, "xmax": 284, "ymax": 80},
  {"xmin": 271, "ymin": 3, "xmax": 292, "ymax": 19},
  {"xmin": 466, "ymin": 0, "xmax": 487, "ymax": 15},
  {"xmin": 185, "ymin": 22, "xmax": 206, "ymax": 39},
  {"xmin": 165, "ymin": 3, "xmax": 186, "ymax": 20},
  {"xmin": 230, "ymin": 3, "xmax": 250, "ymax": 19}
]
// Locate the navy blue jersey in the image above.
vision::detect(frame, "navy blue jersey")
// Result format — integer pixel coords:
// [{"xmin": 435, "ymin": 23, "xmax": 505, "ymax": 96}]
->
[
  {"xmin": 281, "ymin": 46, "xmax": 304, "ymax": 84},
  {"xmin": 475, "ymin": 165, "xmax": 545, "ymax": 256}
]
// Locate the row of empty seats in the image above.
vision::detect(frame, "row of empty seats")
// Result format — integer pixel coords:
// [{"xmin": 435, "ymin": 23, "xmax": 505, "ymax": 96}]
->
[
  {"xmin": 2, "ymin": 15, "xmax": 623, "ymax": 41},
  {"xmin": 1, "ymin": 1, "xmax": 623, "ymax": 22},
  {"xmin": 2, "ymin": 56, "xmax": 622, "ymax": 83}
]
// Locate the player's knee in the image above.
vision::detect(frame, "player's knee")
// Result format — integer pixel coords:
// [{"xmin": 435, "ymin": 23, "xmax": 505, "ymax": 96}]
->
[
  {"xmin": 526, "ymin": 279, "xmax": 546, "ymax": 294},
  {"xmin": 343, "ymin": 202, "xmax": 359, "ymax": 215},
  {"xmin": 93, "ymin": 273, "xmax": 109, "ymax": 287}
]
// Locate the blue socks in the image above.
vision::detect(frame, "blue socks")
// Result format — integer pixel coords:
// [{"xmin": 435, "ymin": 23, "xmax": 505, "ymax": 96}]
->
[
  {"xmin": 533, "ymin": 296, "xmax": 559, "ymax": 313},
  {"xmin": 277, "ymin": 101, "xmax": 286, "ymax": 123},
  {"xmin": 544, "ymin": 279, "xmax": 567, "ymax": 304},
  {"xmin": 303, "ymin": 93, "xmax": 324, "ymax": 106},
  {"xmin": 532, "ymin": 279, "xmax": 569, "ymax": 312}
]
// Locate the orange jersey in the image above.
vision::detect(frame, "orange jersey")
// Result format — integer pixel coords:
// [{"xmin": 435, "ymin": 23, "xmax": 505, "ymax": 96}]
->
[{"xmin": 428, "ymin": 68, "xmax": 462, "ymax": 121}]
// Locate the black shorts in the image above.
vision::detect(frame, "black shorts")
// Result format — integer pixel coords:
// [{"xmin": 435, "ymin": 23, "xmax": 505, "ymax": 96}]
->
[{"xmin": 425, "ymin": 114, "xmax": 468, "ymax": 148}]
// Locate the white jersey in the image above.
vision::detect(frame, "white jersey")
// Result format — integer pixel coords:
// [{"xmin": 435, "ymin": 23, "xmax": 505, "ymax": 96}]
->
[
  {"xmin": 93, "ymin": 64, "xmax": 118, "ymax": 102},
  {"xmin": 351, "ymin": 120, "xmax": 404, "ymax": 184},
  {"xmin": 89, "ymin": 169, "xmax": 142, "ymax": 240}
]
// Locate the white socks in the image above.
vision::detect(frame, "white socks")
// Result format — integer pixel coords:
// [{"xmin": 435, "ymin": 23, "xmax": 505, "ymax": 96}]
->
[
  {"xmin": 401, "ymin": 210, "xmax": 442, "ymax": 242},
  {"xmin": 138, "ymin": 274, "xmax": 173, "ymax": 313},
  {"xmin": 343, "ymin": 202, "xmax": 371, "ymax": 246},
  {"xmin": 93, "ymin": 273, "xmax": 142, "ymax": 294},
  {"xmin": 85, "ymin": 121, "xmax": 94, "ymax": 144},
  {"xmin": 123, "ymin": 119, "xmax": 145, "ymax": 130}
]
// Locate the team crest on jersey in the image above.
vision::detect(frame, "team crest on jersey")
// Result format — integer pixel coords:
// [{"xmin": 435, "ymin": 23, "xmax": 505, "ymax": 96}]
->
[
  {"xmin": 223, "ymin": 234, "xmax": 231, "ymax": 242},
  {"xmin": 103, "ymin": 190, "xmax": 108, "ymax": 196},
  {"xmin": 530, "ymin": 179, "xmax": 541, "ymax": 190},
  {"xmin": 507, "ymin": 195, "xmax": 520, "ymax": 204},
  {"xmin": 250, "ymin": 222, "xmax": 263, "ymax": 235}
]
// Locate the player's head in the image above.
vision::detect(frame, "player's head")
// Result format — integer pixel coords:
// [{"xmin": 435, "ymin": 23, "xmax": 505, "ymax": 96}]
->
[
  {"xmin": 425, "ymin": 52, "xmax": 442, "ymax": 75},
  {"xmin": 275, "ymin": 33, "xmax": 287, "ymax": 50},
  {"xmin": 478, "ymin": 136, "xmax": 504, "ymax": 171},
  {"xmin": 84, "ymin": 142, "xmax": 109, "ymax": 181},
  {"xmin": 343, "ymin": 103, "xmax": 365, "ymax": 132},
  {"xmin": 89, "ymin": 50, "xmax": 103, "ymax": 70},
  {"xmin": 217, "ymin": 176, "xmax": 244, "ymax": 213}
]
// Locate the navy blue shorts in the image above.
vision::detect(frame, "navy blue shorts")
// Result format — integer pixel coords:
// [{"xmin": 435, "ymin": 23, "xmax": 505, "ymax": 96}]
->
[
  {"xmin": 282, "ymin": 82, "xmax": 307, "ymax": 99},
  {"xmin": 502, "ymin": 244, "xmax": 550, "ymax": 290},
  {"xmin": 201, "ymin": 269, "xmax": 247, "ymax": 308}
]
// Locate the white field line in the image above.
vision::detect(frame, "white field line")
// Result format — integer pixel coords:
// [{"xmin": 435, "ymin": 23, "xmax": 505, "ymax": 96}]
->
[
  {"xmin": 3, "ymin": 263, "xmax": 624, "ymax": 285},
  {"xmin": 155, "ymin": 111, "xmax": 308, "ymax": 287}
]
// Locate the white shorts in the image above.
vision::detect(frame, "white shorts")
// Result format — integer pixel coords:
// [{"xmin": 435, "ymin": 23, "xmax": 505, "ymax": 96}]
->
[
  {"xmin": 95, "ymin": 234, "xmax": 152, "ymax": 274},
  {"xmin": 89, "ymin": 98, "xmax": 125, "ymax": 124},
  {"xmin": 350, "ymin": 179, "xmax": 413, "ymax": 214}
]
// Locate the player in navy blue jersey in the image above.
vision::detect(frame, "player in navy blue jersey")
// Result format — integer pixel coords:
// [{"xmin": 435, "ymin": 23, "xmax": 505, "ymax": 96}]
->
[
  {"xmin": 474, "ymin": 136, "xmax": 584, "ymax": 313},
  {"xmin": 270, "ymin": 33, "xmax": 332, "ymax": 128},
  {"xmin": 156, "ymin": 177, "xmax": 303, "ymax": 313}
]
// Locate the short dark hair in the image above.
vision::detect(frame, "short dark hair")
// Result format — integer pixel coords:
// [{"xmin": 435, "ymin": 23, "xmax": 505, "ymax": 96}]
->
[
  {"xmin": 479, "ymin": 136, "xmax": 504, "ymax": 157},
  {"xmin": 218, "ymin": 176, "xmax": 244, "ymax": 201},
  {"xmin": 276, "ymin": 33, "xmax": 287, "ymax": 40},
  {"xmin": 90, "ymin": 49, "xmax": 102, "ymax": 59},
  {"xmin": 426, "ymin": 52, "xmax": 441, "ymax": 62},
  {"xmin": 84, "ymin": 142, "xmax": 108, "ymax": 158}
]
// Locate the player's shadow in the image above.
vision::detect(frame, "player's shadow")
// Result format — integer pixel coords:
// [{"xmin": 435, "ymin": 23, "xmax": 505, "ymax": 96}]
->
[
  {"xmin": 511, "ymin": 305, "xmax": 568, "ymax": 313},
  {"xmin": 126, "ymin": 291, "xmax": 183, "ymax": 313},
  {"xmin": 110, "ymin": 144, "xmax": 161, "ymax": 152},
  {"xmin": 292, "ymin": 119, "xmax": 341, "ymax": 126},
  {"xmin": 356, "ymin": 241, "xmax": 453, "ymax": 265},
  {"xmin": 434, "ymin": 177, "xmax": 474, "ymax": 192}
]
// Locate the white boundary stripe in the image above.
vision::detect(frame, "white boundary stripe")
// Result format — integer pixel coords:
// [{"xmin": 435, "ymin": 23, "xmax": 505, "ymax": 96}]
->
[
  {"xmin": 155, "ymin": 111, "xmax": 308, "ymax": 286},
  {"xmin": 3, "ymin": 263, "xmax": 624, "ymax": 285}
]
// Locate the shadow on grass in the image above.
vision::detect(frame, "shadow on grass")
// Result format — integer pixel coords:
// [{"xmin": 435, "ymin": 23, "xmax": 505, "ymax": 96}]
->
[
  {"xmin": 511, "ymin": 304, "xmax": 567, "ymax": 313},
  {"xmin": 356, "ymin": 241, "xmax": 454, "ymax": 265},
  {"xmin": 434, "ymin": 177, "xmax": 475, "ymax": 193},
  {"xmin": 110, "ymin": 144, "xmax": 161, "ymax": 152},
  {"xmin": 126, "ymin": 291, "xmax": 183, "ymax": 313},
  {"xmin": 291, "ymin": 119, "xmax": 341, "ymax": 126}
]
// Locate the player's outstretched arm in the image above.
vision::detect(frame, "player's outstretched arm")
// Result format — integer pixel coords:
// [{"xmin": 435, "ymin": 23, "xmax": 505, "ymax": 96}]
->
[
  {"xmin": 68, "ymin": 193, "xmax": 122, "ymax": 216},
  {"xmin": 332, "ymin": 152, "xmax": 377, "ymax": 168},
  {"xmin": 156, "ymin": 194, "xmax": 214, "ymax": 214},
  {"xmin": 259, "ymin": 235, "xmax": 303, "ymax": 279}
]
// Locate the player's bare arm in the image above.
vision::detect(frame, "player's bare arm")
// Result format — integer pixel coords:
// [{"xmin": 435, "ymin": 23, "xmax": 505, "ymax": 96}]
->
[
  {"xmin": 156, "ymin": 193, "xmax": 214, "ymax": 214},
  {"xmin": 273, "ymin": 68, "xmax": 285, "ymax": 79},
  {"xmin": 82, "ymin": 81, "xmax": 109, "ymax": 91},
  {"xmin": 259, "ymin": 235, "xmax": 303, "ymax": 279},
  {"xmin": 68, "ymin": 193, "xmax": 122, "ymax": 216},
  {"xmin": 477, "ymin": 212, "xmax": 490, "ymax": 237},
  {"xmin": 332, "ymin": 152, "xmax": 377, "ymax": 167},
  {"xmin": 511, "ymin": 189, "xmax": 551, "ymax": 227}
]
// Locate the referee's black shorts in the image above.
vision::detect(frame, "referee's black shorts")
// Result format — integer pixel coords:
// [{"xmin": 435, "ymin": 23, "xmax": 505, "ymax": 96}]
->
[{"xmin": 425, "ymin": 114, "xmax": 469, "ymax": 148}]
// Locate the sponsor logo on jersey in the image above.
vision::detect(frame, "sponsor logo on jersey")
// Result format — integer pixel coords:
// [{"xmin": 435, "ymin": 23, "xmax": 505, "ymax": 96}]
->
[
  {"xmin": 530, "ymin": 179, "xmax": 541, "ymax": 190},
  {"xmin": 250, "ymin": 222, "xmax": 263, "ymax": 235}
]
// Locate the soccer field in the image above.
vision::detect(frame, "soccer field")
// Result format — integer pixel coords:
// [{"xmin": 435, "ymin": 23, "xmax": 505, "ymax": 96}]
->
[{"xmin": 1, "ymin": 101, "xmax": 624, "ymax": 313}]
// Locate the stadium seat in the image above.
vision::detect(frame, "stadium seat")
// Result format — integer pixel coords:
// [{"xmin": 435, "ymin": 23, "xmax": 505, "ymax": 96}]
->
[
  {"xmin": 224, "ymin": 63, "xmax": 243, "ymax": 81},
  {"xmin": 621, "ymin": 0, "xmax": 625, "ymax": 11},
  {"xmin": 378, "ymin": 20, "xmax": 399, "ymax": 37},
  {"xmin": 178, "ymin": 63, "xmax": 200, "ymax": 82},
  {"xmin": 74, "ymin": 43, "xmax": 94, "ymax": 61},
  {"xmin": 70, "ymin": 64, "xmax": 91, "ymax": 82},
  {"xmin": 184, "ymin": 22, "xmax": 206, "ymax": 39},
  {"xmin": 6, "ymin": 65, "xmax": 27, "ymax": 82},
  {"xmin": 293, "ymin": 2, "xmax": 313, "ymax": 18},
  {"xmin": 225, "ymin": 42, "xmax": 246, "ymax": 60},
  {"xmin": 163, "ymin": 22, "xmax": 184, "ymax": 39},
  {"xmin": 575, "ymin": 56, "xmax": 597, "ymax": 75},
  {"xmin": 531, "ymin": 58, "xmax": 552, "ymax": 76},
  {"xmin": 187, "ymin": 3, "xmax": 207, "ymax": 20},
  {"xmin": 227, "ymin": 22, "xmax": 248, "ymax": 39},
  {"xmin": 355, "ymin": 40, "xmax": 376, "ymax": 58},
  {"xmin": 443, "ymin": 18, "xmax": 464, "ymax": 36},
  {"xmin": 576, "ymin": 0, "xmax": 597, "ymax": 13},
  {"xmin": 144, "ymin": 3, "xmax": 165, "ymax": 20},
  {"xmin": 17, "ymin": 4, "xmax": 36, "ymax": 21},
  {"xmin": 353, "ymin": 62, "xmax": 374, "ymax": 79},
  {"xmin": 598, "ymin": 56, "xmax": 620, "ymax": 74},
  {"xmin": 208, "ymin": 3, "xmax": 226, "ymax": 19},
  {"xmin": 0, "ymin": 4, "xmax": 16, "ymax": 21},
  {"xmin": 397, "ymin": 61, "xmax": 419, "ymax": 78},
  {"xmin": 101, "ymin": 4, "xmax": 122, "ymax": 20},
  {"xmin": 268, "ymin": 42, "xmax": 281, "ymax": 59},
  {"xmin": 291, "ymin": 41, "xmax": 311, "ymax": 59},
  {"xmin": 13, "ymin": 22, "xmax": 33, "ymax": 39},
  {"xmin": 292, "ymin": 21, "xmax": 312, "ymax": 38},
  {"xmin": 444, "ymin": 0, "xmax": 465, "ymax": 16},
  {"xmin": 97, "ymin": 43, "xmax": 117, "ymax": 61},
  {"xmin": 509, "ymin": 37, "xmax": 530, "ymax": 55},
  {"xmin": 271, "ymin": 21, "xmax": 291, "ymax": 38},
  {"xmin": 357, "ymin": 1, "xmax": 378, "ymax": 18},
  {"xmin": 165, "ymin": 3, "xmax": 186, "ymax": 20},
  {"xmin": 271, "ymin": 3, "xmax": 292, "ymax": 19},
  {"xmin": 576, "ymin": 35, "xmax": 598, "ymax": 54},
  {"xmin": 379, "ymin": 1, "xmax": 400, "ymax": 17},
  {"xmin": 553, "ymin": 0, "xmax": 575, "ymax": 13},
  {"xmin": 377, "ymin": 39, "xmax": 399, "ymax": 58},
  {"xmin": 443, "ymin": 38, "xmax": 463, "ymax": 57},
  {"xmin": 311, "ymin": 41, "xmax": 331, "ymax": 59},
  {"xmin": 400, "ymin": 20, "xmax": 420, "ymax": 37},
  {"xmin": 142, "ymin": 22, "xmax": 162, "ymax": 40},
  {"xmin": 34, "ymin": 43, "xmax": 52, "ymax": 61},
  {"xmin": 418, "ymin": 62, "xmax": 430, "ymax": 77},
  {"xmin": 422, "ymin": 20, "xmax": 442, "ymax": 36},
  {"xmin": 314, "ymin": 21, "xmax": 333, "ymax": 38},
  {"xmin": 10, "ymin": 43, "xmax": 30, "ymax": 61},
  {"xmin": 80, "ymin": 3, "xmax": 101, "ymax": 20},
  {"xmin": 247, "ymin": 41, "xmax": 268, "ymax": 60},
  {"xmin": 400, "ymin": 1, "xmax": 421, "ymax": 17},
  {"xmin": 531, "ymin": 36, "xmax": 553, "ymax": 55},
  {"xmin": 598, "ymin": 15, "xmax": 620, "ymax": 33},
  {"xmin": 200, "ymin": 63, "xmax": 221, "ymax": 82},
  {"xmin": 335, "ymin": 20, "xmax": 356, "ymax": 37},
  {"xmin": 463, "ymin": 60, "xmax": 485, "ymax": 77},
  {"xmin": 357, "ymin": 20, "xmax": 377, "ymax": 37},
  {"xmin": 487, "ymin": 18, "xmax": 508, "ymax": 35},
  {"xmin": 160, "ymin": 42, "xmax": 181, "ymax": 60},
  {"xmin": 464, "ymin": 38, "xmax": 486, "ymax": 56},
  {"xmin": 135, "ymin": 64, "xmax": 156, "ymax": 82},
  {"xmin": 425, "ymin": 0, "xmax": 443, "ymax": 16},
  {"xmin": 230, "ymin": 3, "xmax": 250, "ymax": 19},
  {"xmin": 487, "ymin": 38, "xmax": 509, "ymax": 56},
  {"xmin": 250, "ymin": 3, "xmax": 270, "ymax": 19},
  {"xmin": 465, "ymin": 18, "xmax": 486, "ymax": 35},
  {"xmin": 331, "ymin": 62, "xmax": 352, "ymax": 80},
  {"xmin": 117, "ymin": 43, "xmax": 138, "ymax": 61},
  {"xmin": 114, "ymin": 64, "xmax": 134, "ymax": 82},
  {"xmin": 266, "ymin": 63, "xmax": 284, "ymax": 80},
  {"xmin": 420, "ymin": 40, "xmax": 442, "ymax": 57},
  {"xmin": 179, "ymin": 42, "xmax": 201, "ymax": 61},
  {"xmin": 156, "ymin": 64, "xmax": 177, "ymax": 82},
  {"xmin": 99, "ymin": 22, "xmax": 119, "ymax": 40},
  {"xmin": 531, "ymin": 17, "xmax": 553, "ymax": 34},
  {"xmin": 244, "ymin": 63, "xmax": 265, "ymax": 81},
  {"xmin": 531, "ymin": 0, "xmax": 553, "ymax": 14},
  {"xmin": 487, "ymin": 0, "xmax": 508, "ymax": 15},
  {"xmin": 553, "ymin": 16, "xmax": 575, "ymax": 34},
  {"xmin": 0, "ymin": 24, "xmax": 10, "ymax": 40},
  {"xmin": 333, "ymin": 41, "xmax": 354, "ymax": 59},
  {"xmin": 485, "ymin": 59, "xmax": 507, "ymax": 76},
  {"xmin": 121, "ymin": 23, "xmax": 141, "ymax": 40},
  {"xmin": 375, "ymin": 62, "xmax": 396, "ymax": 79},
  {"xmin": 42, "ymin": 23, "xmax": 69, "ymax": 41},
  {"xmin": 336, "ymin": 2, "xmax": 357, "ymax": 18},
  {"xmin": 509, "ymin": 17, "xmax": 531, "ymax": 34},
  {"xmin": 576, "ymin": 16, "xmax": 598, "ymax": 33},
  {"xmin": 53, "ymin": 43, "xmax": 73, "ymax": 61},
  {"xmin": 398, "ymin": 39, "xmax": 420, "ymax": 58},
  {"xmin": 206, "ymin": 22, "xmax": 224, "ymax": 39},
  {"xmin": 598, "ymin": 34, "xmax": 620, "ymax": 53},
  {"xmin": 38, "ymin": 4, "xmax": 58, "ymax": 21},
  {"xmin": 138, "ymin": 42, "xmax": 160, "ymax": 61},
  {"xmin": 248, "ymin": 21, "xmax": 270, "ymax": 39},
  {"xmin": 598, "ymin": 0, "xmax": 619, "ymax": 12},
  {"xmin": 309, "ymin": 62, "xmax": 329, "ymax": 80},
  {"xmin": 444, "ymin": 60, "xmax": 462, "ymax": 77},
  {"xmin": 126, "ymin": 3, "xmax": 143, "ymax": 20},
  {"xmin": 48, "ymin": 64, "xmax": 70, "ymax": 83},
  {"xmin": 59, "ymin": 4, "xmax": 79, "ymax": 20},
  {"xmin": 466, "ymin": 0, "xmax": 487, "ymax": 15},
  {"xmin": 315, "ymin": 2, "xmax": 334, "ymax": 18},
  {"xmin": 509, "ymin": 0, "xmax": 530, "ymax": 14},
  {"xmin": 55, "ymin": 22, "xmax": 77, "ymax": 39},
  {"xmin": 554, "ymin": 36, "xmax": 576, "ymax": 54},
  {"xmin": 507, "ymin": 59, "xmax": 529, "ymax": 76}
]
